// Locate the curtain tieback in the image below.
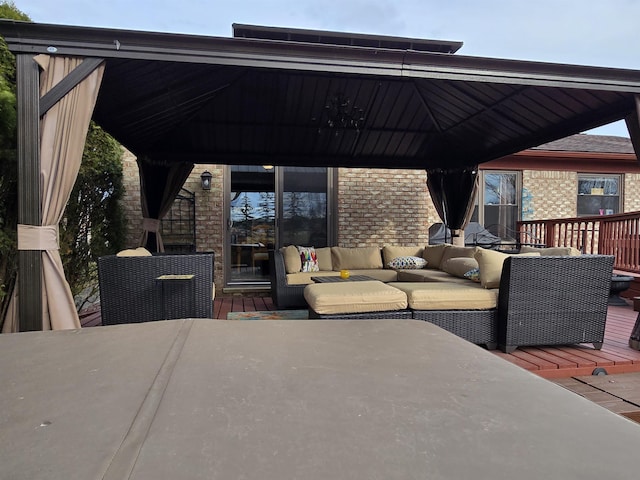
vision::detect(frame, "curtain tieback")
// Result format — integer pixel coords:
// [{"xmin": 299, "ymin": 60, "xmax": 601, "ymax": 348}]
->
[
  {"xmin": 17, "ymin": 224, "xmax": 59, "ymax": 250},
  {"xmin": 142, "ymin": 217, "xmax": 161, "ymax": 232}
]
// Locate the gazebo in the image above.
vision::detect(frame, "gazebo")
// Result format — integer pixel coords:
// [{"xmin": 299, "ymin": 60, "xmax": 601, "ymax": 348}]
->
[{"xmin": 0, "ymin": 20, "xmax": 639, "ymax": 332}]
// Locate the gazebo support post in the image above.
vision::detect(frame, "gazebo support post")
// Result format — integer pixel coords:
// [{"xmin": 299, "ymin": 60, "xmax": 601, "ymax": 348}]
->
[{"xmin": 16, "ymin": 54, "xmax": 43, "ymax": 331}]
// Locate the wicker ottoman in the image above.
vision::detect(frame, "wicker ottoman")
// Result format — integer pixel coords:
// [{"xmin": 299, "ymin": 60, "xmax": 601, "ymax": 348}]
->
[
  {"xmin": 304, "ymin": 280, "xmax": 410, "ymax": 319},
  {"xmin": 388, "ymin": 282, "xmax": 499, "ymax": 349}
]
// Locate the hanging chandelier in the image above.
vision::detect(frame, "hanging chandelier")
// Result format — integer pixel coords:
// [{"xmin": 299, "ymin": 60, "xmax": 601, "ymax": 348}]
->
[{"xmin": 324, "ymin": 92, "xmax": 365, "ymax": 132}]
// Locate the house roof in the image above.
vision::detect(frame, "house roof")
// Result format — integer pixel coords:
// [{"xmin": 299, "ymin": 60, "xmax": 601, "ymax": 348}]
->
[
  {"xmin": 1, "ymin": 20, "xmax": 639, "ymax": 170},
  {"xmin": 535, "ymin": 134, "xmax": 635, "ymax": 154}
]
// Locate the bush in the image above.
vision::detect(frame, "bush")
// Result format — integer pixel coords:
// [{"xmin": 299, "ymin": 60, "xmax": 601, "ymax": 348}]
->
[{"xmin": 60, "ymin": 123, "xmax": 126, "ymax": 310}]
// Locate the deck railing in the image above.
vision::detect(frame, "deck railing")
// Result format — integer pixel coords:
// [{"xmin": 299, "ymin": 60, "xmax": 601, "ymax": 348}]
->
[{"xmin": 517, "ymin": 211, "xmax": 640, "ymax": 274}]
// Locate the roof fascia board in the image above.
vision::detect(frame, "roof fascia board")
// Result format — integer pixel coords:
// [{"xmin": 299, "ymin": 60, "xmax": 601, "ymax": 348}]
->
[
  {"xmin": 3, "ymin": 21, "xmax": 640, "ymax": 93},
  {"xmin": 402, "ymin": 53, "xmax": 640, "ymax": 92}
]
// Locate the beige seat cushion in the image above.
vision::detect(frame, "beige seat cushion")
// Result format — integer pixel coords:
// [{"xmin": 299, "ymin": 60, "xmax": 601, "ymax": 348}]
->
[
  {"xmin": 395, "ymin": 269, "xmax": 469, "ymax": 283},
  {"xmin": 304, "ymin": 281, "xmax": 407, "ymax": 315},
  {"xmin": 388, "ymin": 282, "xmax": 498, "ymax": 310},
  {"xmin": 287, "ymin": 271, "xmax": 337, "ymax": 285}
]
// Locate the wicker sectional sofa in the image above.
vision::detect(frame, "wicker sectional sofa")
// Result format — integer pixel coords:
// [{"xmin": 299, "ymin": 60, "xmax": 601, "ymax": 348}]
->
[{"xmin": 270, "ymin": 245, "xmax": 614, "ymax": 352}]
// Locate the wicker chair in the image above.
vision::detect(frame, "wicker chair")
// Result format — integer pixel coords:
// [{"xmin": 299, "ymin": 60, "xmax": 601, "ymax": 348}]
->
[
  {"xmin": 269, "ymin": 250, "xmax": 307, "ymax": 308},
  {"xmin": 497, "ymin": 255, "xmax": 614, "ymax": 353},
  {"xmin": 98, "ymin": 253, "xmax": 214, "ymax": 325}
]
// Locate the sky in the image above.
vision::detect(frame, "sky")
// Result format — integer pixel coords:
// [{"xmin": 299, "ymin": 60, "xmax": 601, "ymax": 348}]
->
[{"xmin": 14, "ymin": 0, "xmax": 640, "ymax": 137}]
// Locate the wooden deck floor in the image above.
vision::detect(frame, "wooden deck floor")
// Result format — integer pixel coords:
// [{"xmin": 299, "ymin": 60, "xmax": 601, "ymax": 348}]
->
[
  {"xmin": 80, "ymin": 296, "xmax": 640, "ymax": 379},
  {"xmin": 492, "ymin": 304, "xmax": 640, "ymax": 379}
]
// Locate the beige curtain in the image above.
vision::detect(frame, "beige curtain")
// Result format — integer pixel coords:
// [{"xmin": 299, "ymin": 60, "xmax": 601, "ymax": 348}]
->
[{"xmin": 3, "ymin": 55, "xmax": 105, "ymax": 333}]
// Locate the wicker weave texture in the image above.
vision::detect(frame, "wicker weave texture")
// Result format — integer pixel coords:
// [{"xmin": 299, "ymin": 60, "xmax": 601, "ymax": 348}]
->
[
  {"xmin": 412, "ymin": 310, "xmax": 498, "ymax": 349},
  {"xmin": 497, "ymin": 255, "xmax": 614, "ymax": 353},
  {"xmin": 269, "ymin": 250, "xmax": 307, "ymax": 308},
  {"xmin": 98, "ymin": 253, "xmax": 214, "ymax": 325}
]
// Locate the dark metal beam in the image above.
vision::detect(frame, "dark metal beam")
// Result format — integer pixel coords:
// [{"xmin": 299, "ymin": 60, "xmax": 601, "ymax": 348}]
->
[
  {"xmin": 39, "ymin": 57, "xmax": 104, "ymax": 116},
  {"xmin": 16, "ymin": 54, "xmax": 42, "ymax": 332},
  {"xmin": 625, "ymin": 95, "xmax": 640, "ymax": 163}
]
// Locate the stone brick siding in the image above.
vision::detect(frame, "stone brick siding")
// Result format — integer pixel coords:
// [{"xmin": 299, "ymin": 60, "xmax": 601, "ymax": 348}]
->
[
  {"xmin": 190, "ymin": 165, "xmax": 225, "ymax": 287},
  {"xmin": 624, "ymin": 173, "xmax": 640, "ymax": 212},
  {"xmin": 522, "ymin": 170, "xmax": 577, "ymax": 220},
  {"xmin": 337, "ymin": 168, "xmax": 439, "ymax": 247}
]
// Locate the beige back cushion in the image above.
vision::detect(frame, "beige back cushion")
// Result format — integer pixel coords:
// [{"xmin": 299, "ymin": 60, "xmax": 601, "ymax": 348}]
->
[
  {"xmin": 519, "ymin": 245, "xmax": 582, "ymax": 256},
  {"xmin": 116, "ymin": 247, "xmax": 152, "ymax": 257},
  {"xmin": 331, "ymin": 247, "xmax": 383, "ymax": 270},
  {"xmin": 281, "ymin": 245, "xmax": 302, "ymax": 274},
  {"xmin": 315, "ymin": 247, "xmax": 333, "ymax": 271},
  {"xmin": 441, "ymin": 257, "xmax": 479, "ymax": 278},
  {"xmin": 422, "ymin": 244, "xmax": 451, "ymax": 270},
  {"xmin": 474, "ymin": 248, "xmax": 540, "ymax": 289},
  {"xmin": 440, "ymin": 245, "xmax": 477, "ymax": 265},
  {"xmin": 382, "ymin": 245, "xmax": 424, "ymax": 267}
]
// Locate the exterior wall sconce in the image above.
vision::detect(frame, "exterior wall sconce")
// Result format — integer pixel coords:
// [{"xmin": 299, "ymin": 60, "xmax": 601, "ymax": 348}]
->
[{"xmin": 200, "ymin": 170, "xmax": 213, "ymax": 190}]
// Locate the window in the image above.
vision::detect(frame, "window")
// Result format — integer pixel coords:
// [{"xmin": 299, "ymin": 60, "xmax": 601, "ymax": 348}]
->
[
  {"xmin": 577, "ymin": 174, "xmax": 621, "ymax": 216},
  {"xmin": 470, "ymin": 171, "xmax": 521, "ymax": 241}
]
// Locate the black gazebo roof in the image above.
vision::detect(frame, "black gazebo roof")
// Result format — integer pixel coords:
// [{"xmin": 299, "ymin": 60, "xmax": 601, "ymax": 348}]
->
[{"xmin": 1, "ymin": 19, "xmax": 639, "ymax": 169}]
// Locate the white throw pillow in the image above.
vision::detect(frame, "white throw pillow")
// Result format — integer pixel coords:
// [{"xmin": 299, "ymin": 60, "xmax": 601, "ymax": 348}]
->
[
  {"xmin": 388, "ymin": 256, "xmax": 427, "ymax": 270},
  {"xmin": 297, "ymin": 246, "xmax": 320, "ymax": 272}
]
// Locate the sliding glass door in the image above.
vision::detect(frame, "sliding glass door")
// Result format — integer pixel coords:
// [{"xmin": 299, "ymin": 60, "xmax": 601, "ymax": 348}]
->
[{"xmin": 226, "ymin": 165, "xmax": 333, "ymax": 285}]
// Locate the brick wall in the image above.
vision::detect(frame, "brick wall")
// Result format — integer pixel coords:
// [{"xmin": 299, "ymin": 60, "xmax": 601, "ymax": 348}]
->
[
  {"xmin": 190, "ymin": 165, "xmax": 225, "ymax": 287},
  {"xmin": 337, "ymin": 168, "xmax": 438, "ymax": 247},
  {"xmin": 522, "ymin": 170, "xmax": 578, "ymax": 219},
  {"xmin": 625, "ymin": 173, "xmax": 640, "ymax": 212}
]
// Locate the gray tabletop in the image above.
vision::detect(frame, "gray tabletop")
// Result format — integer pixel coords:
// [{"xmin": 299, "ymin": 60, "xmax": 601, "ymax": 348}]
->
[
  {"xmin": 310, "ymin": 274, "xmax": 376, "ymax": 282},
  {"xmin": 2, "ymin": 319, "xmax": 640, "ymax": 479}
]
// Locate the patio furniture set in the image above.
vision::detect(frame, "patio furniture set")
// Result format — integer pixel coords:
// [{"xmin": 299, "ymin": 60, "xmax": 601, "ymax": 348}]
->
[{"xmin": 270, "ymin": 245, "xmax": 615, "ymax": 353}]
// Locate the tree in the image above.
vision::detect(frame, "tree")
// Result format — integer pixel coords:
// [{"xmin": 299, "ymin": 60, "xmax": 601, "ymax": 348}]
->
[
  {"xmin": 0, "ymin": 2, "xmax": 28, "ymax": 324},
  {"xmin": 59, "ymin": 123, "xmax": 126, "ymax": 310}
]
